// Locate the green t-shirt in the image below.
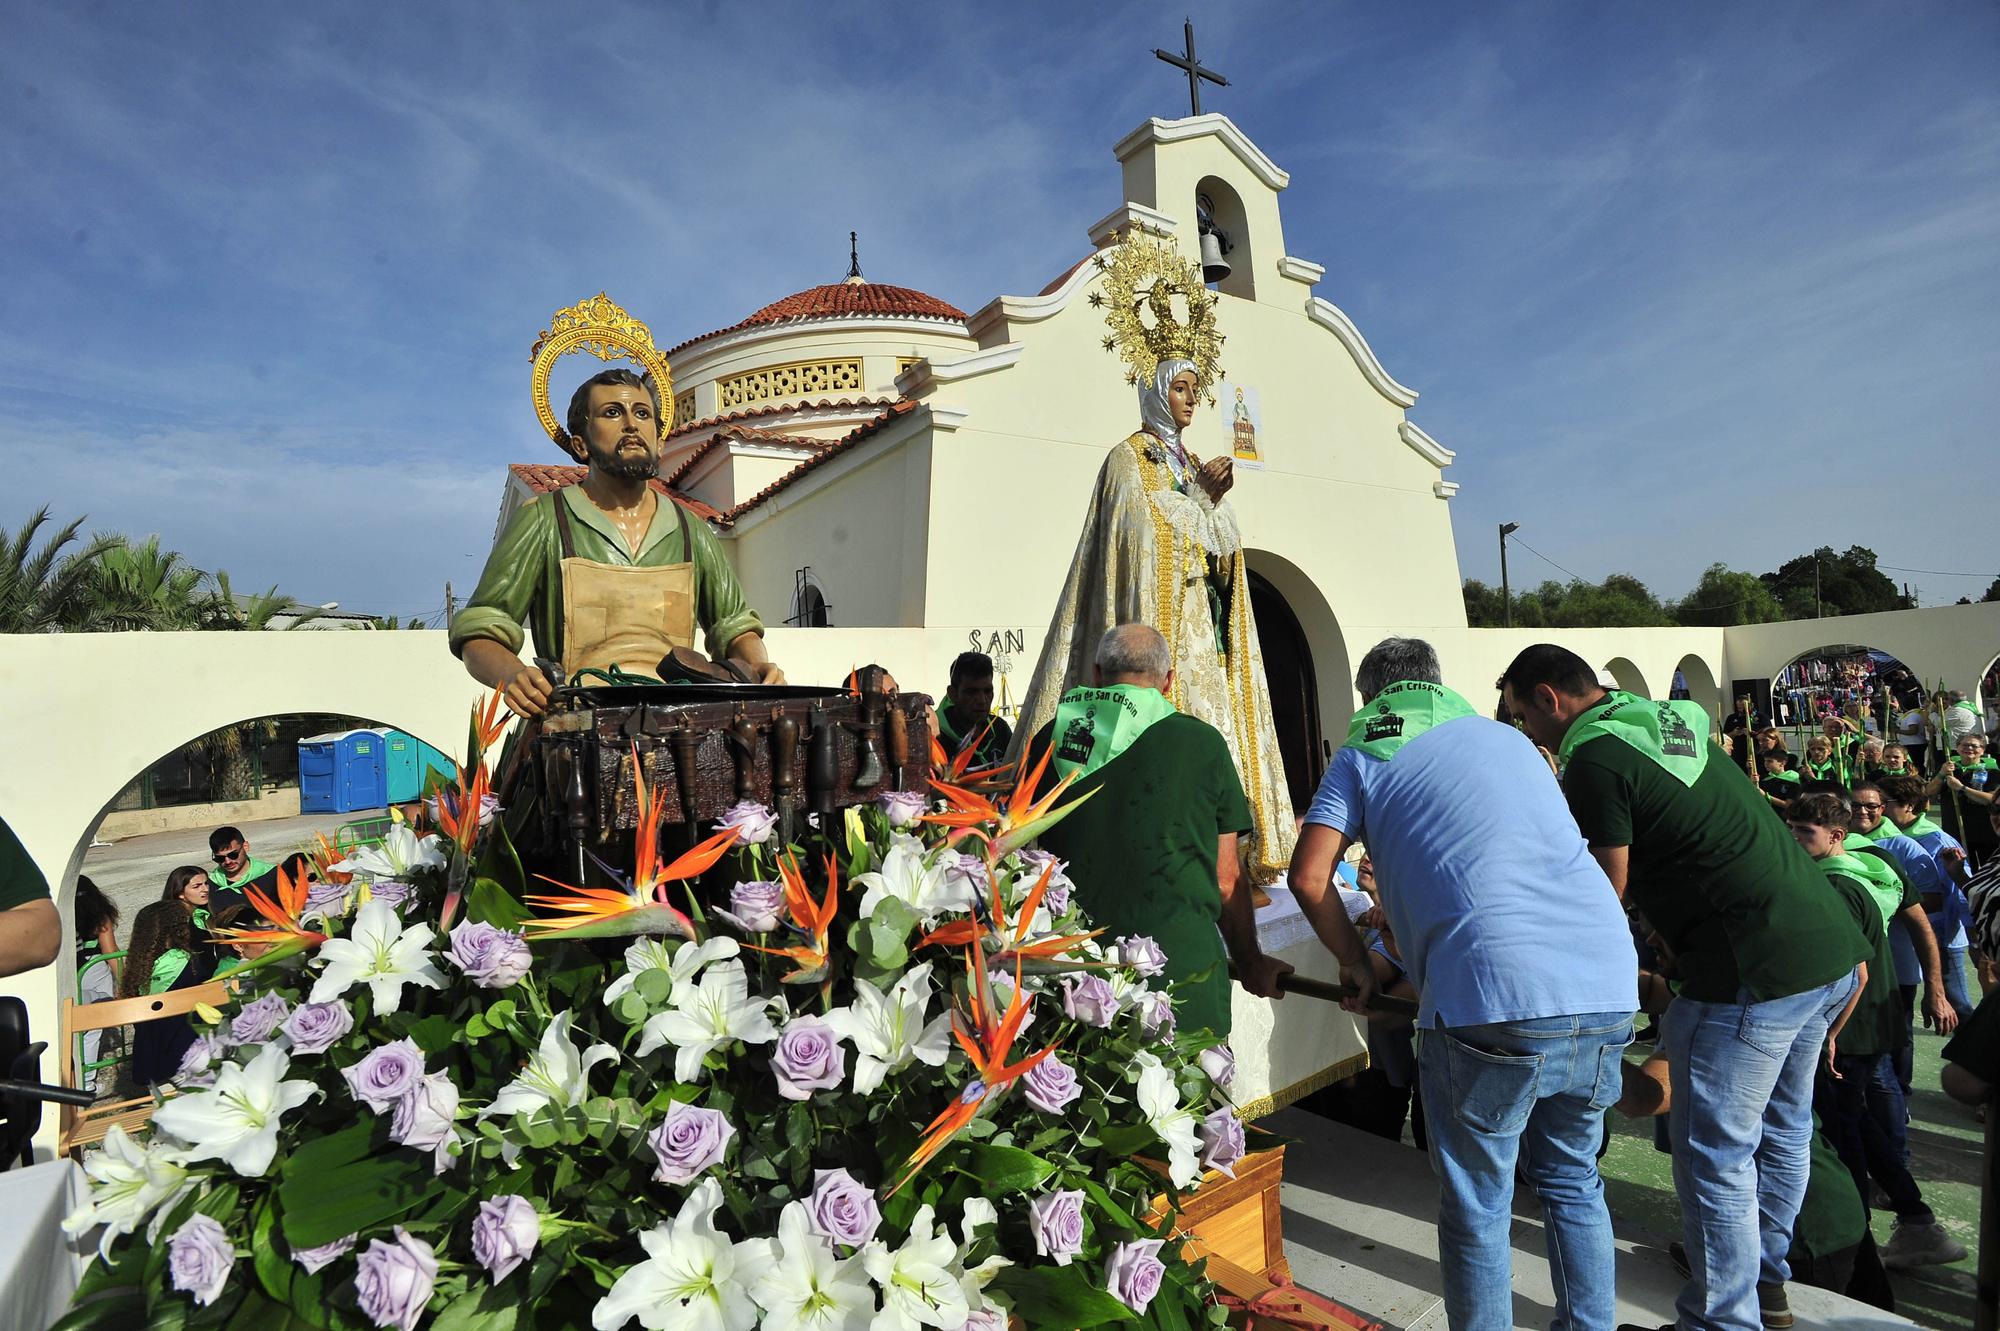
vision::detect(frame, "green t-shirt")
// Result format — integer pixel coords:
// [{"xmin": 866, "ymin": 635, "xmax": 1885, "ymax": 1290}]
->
[
  {"xmin": 448, "ymin": 485, "xmax": 763, "ymax": 667},
  {"xmin": 1562, "ymin": 735, "xmax": 1870, "ymax": 1002},
  {"xmin": 1031, "ymin": 714, "xmax": 1252, "ymax": 1036},
  {"xmin": 1821, "ymin": 868, "xmax": 1902, "ymax": 1058},
  {"xmin": 0, "ymin": 819, "xmax": 51, "ymax": 911}
]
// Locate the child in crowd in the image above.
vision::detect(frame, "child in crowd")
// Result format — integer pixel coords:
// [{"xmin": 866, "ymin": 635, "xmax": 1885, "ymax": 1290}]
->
[
  {"xmin": 1802, "ymin": 736, "xmax": 1839, "ymax": 783},
  {"xmin": 1760, "ymin": 751, "xmax": 1802, "ymax": 810},
  {"xmin": 1880, "ymin": 744, "xmax": 1919, "ymax": 778}
]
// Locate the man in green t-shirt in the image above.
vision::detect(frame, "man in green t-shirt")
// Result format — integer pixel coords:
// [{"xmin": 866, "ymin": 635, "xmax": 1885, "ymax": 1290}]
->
[
  {"xmin": 1502, "ymin": 644, "xmax": 1870, "ymax": 1331},
  {"xmin": 1028, "ymin": 624, "xmax": 1287, "ymax": 1036},
  {"xmin": 936, "ymin": 651, "xmax": 1012, "ymax": 768},
  {"xmin": 1787, "ymin": 794, "xmax": 1966, "ymax": 1270},
  {"xmin": 0, "ymin": 818, "xmax": 59, "ymax": 978}
]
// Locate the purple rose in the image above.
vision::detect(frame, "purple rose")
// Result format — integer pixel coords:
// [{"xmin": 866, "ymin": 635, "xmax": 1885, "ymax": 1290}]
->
[
  {"xmin": 1104, "ymin": 1238, "xmax": 1168, "ymax": 1313},
  {"xmin": 1061, "ymin": 975, "xmax": 1119, "ymax": 1027},
  {"xmin": 771, "ymin": 1016, "xmax": 845, "ymax": 1100},
  {"xmin": 282, "ymin": 1000, "xmax": 354, "ymax": 1056},
  {"xmin": 1199, "ymin": 1045, "xmax": 1236, "ymax": 1090},
  {"xmin": 807, "ymin": 1167, "xmax": 881, "ymax": 1249},
  {"xmin": 1015, "ymin": 849, "xmax": 1072, "ymax": 914},
  {"xmin": 168, "ymin": 1213, "xmax": 234, "ymax": 1306},
  {"xmin": 718, "ymin": 801, "xmax": 778, "ymax": 845},
  {"xmin": 1199, "ymin": 1107, "xmax": 1246, "ymax": 1178},
  {"xmin": 429, "ymin": 789, "xmax": 499, "ymax": 830},
  {"xmin": 940, "ymin": 851, "xmax": 990, "ymax": 903},
  {"xmin": 877, "ymin": 789, "xmax": 927, "ymax": 828},
  {"xmin": 647, "ymin": 1101, "xmax": 736, "ymax": 1184},
  {"xmin": 293, "ymin": 1233, "xmax": 356, "ymax": 1274},
  {"xmin": 958, "ymin": 1311, "xmax": 1007, "ymax": 1331},
  {"xmin": 364, "ymin": 880, "xmax": 414, "ymax": 911},
  {"xmin": 227, "ymin": 992, "xmax": 292, "ymax": 1047},
  {"xmin": 175, "ymin": 1032, "xmax": 225, "ymax": 1085},
  {"xmin": 471, "ymin": 1195, "xmax": 539, "ymax": 1282},
  {"xmin": 343, "ymin": 1039, "xmax": 425, "ymax": 1114},
  {"xmin": 446, "ymin": 921, "xmax": 533, "ymax": 989},
  {"xmin": 725, "ymin": 881, "xmax": 784, "ymax": 933},
  {"xmin": 355, "ymin": 1227, "xmax": 437, "ymax": 1331},
  {"xmin": 1117, "ymin": 935, "xmax": 1167, "ymax": 978},
  {"xmin": 1021, "ymin": 1052, "xmax": 1082, "ymax": 1114},
  {"xmin": 1140, "ymin": 991, "xmax": 1177, "ymax": 1043},
  {"xmin": 1026, "ymin": 1189, "xmax": 1087, "ymax": 1266},
  {"xmin": 390, "ymin": 1071, "xmax": 459, "ymax": 1152},
  {"xmin": 304, "ymin": 880, "xmax": 352, "ymax": 917}
]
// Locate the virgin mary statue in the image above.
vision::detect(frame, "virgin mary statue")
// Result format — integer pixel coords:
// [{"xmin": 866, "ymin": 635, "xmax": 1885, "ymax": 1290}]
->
[{"xmin": 1013, "ymin": 236, "xmax": 1297, "ymax": 883}]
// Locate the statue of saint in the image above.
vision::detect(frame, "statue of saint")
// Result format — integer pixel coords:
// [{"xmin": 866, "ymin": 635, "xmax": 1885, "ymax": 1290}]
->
[
  {"xmin": 1014, "ymin": 237, "xmax": 1297, "ymax": 882},
  {"xmin": 451, "ymin": 296, "xmax": 781, "ymax": 715}
]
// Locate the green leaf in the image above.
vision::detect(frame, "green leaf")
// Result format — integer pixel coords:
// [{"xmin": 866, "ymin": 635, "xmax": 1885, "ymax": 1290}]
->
[
  {"xmin": 429, "ymin": 1282, "xmax": 524, "ymax": 1331},
  {"xmin": 406, "ymin": 1015, "xmax": 457, "ymax": 1054},
  {"xmin": 49, "ymin": 1291, "xmax": 146, "ymax": 1331},
  {"xmin": 467, "ymin": 877, "xmax": 532, "ymax": 929},
  {"xmin": 955, "ymin": 1142, "xmax": 1056, "ymax": 1192},
  {"xmin": 1078, "ymin": 1178, "xmax": 1142, "ymax": 1230},
  {"xmin": 991, "ymin": 1264, "xmax": 1137, "ymax": 1328},
  {"xmin": 277, "ymin": 1119, "xmax": 450, "ymax": 1249},
  {"xmin": 633, "ymin": 968, "xmax": 673, "ymax": 1006},
  {"xmin": 1097, "ymin": 1123, "xmax": 1158, "ymax": 1157}
]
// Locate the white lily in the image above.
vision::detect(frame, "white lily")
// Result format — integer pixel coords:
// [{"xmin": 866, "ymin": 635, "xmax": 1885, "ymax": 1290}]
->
[
  {"xmin": 861, "ymin": 1204, "xmax": 967, "ymax": 1331},
  {"xmin": 150, "ymin": 1044, "xmax": 317, "ymax": 1177},
  {"xmin": 591, "ymin": 1177, "xmax": 759, "ymax": 1331},
  {"xmin": 480, "ymin": 1010, "xmax": 618, "ymax": 1121},
  {"xmin": 61, "ymin": 1125, "xmax": 193, "ymax": 1254},
  {"xmin": 853, "ymin": 835, "xmax": 974, "ymax": 922},
  {"xmin": 951, "ymin": 1199, "xmax": 1009, "ymax": 1308},
  {"xmin": 309, "ymin": 899, "xmax": 446, "ymax": 1014},
  {"xmin": 608, "ymin": 936, "xmax": 742, "ymax": 1009},
  {"xmin": 1133, "ymin": 1053, "xmax": 1201, "ymax": 1187},
  {"xmin": 751, "ymin": 1201, "xmax": 875, "ymax": 1331},
  {"xmin": 637, "ymin": 960, "xmax": 778, "ymax": 1083},
  {"xmin": 824, "ymin": 963, "xmax": 952, "ymax": 1095},
  {"xmin": 331, "ymin": 823, "xmax": 446, "ymax": 880}
]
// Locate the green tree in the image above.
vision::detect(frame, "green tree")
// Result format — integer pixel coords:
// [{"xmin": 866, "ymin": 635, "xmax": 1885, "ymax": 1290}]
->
[
  {"xmin": 94, "ymin": 535, "xmax": 211, "ymax": 630},
  {"xmin": 1981, "ymin": 577, "xmax": 2000, "ymax": 603},
  {"xmin": 1462, "ymin": 578, "xmax": 1506, "ymax": 627},
  {"xmin": 1761, "ymin": 546, "xmax": 1908, "ymax": 618},
  {"xmin": 1673, "ymin": 563, "xmax": 1786, "ymax": 626},
  {"xmin": 1544, "ymin": 573, "xmax": 1670, "ymax": 627},
  {"xmin": 0, "ymin": 508, "xmax": 131, "ymax": 632}
]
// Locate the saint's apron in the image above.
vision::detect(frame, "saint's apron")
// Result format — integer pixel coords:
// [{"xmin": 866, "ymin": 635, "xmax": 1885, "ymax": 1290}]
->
[{"xmin": 552, "ymin": 489, "xmax": 696, "ymax": 678}]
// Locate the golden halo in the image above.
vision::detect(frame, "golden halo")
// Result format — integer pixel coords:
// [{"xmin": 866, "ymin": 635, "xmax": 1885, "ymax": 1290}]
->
[
  {"xmin": 1087, "ymin": 231, "xmax": 1225, "ymax": 404},
  {"xmin": 529, "ymin": 293, "xmax": 675, "ymax": 448}
]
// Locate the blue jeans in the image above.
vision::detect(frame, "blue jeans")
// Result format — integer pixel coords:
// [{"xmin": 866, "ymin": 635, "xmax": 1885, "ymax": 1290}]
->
[
  {"xmin": 1943, "ymin": 944, "xmax": 1974, "ymax": 1023},
  {"xmin": 1663, "ymin": 972, "xmax": 1860, "ymax": 1331},
  {"xmin": 1415, "ymin": 1011, "xmax": 1634, "ymax": 1331},
  {"xmin": 1816, "ymin": 1052, "xmax": 1931, "ymax": 1222}
]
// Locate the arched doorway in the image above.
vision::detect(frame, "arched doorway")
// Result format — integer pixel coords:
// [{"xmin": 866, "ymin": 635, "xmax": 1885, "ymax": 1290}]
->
[
  {"xmin": 1248, "ymin": 570, "xmax": 1323, "ymax": 811},
  {"xmin": 1674, "ymin": 654, "xmax": 1722, "ymax": 718},
  {"xmin": 1602, "ymin": 657, "xmax": 1650, "ymax": 699}
]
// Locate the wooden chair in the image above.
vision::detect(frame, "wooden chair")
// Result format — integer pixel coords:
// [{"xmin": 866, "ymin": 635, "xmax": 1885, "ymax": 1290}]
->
[{"xmin": 56, "ymin": 982, "xmax": 230, "ymax": 1157}]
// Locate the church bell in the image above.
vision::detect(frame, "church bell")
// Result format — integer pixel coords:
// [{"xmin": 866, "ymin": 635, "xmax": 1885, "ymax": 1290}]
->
[{"xmin": 1199, "ymin": 229, "xmax": 1231, "ymax": 284}]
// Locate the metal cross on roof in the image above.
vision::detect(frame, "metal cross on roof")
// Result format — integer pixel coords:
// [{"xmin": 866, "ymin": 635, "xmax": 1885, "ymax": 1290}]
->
[
  {"xmin": 847, "ymin": 231, "xmax": 863, "ymax": 280},
  {"xmin": 1155, "ymin": 18, "xmax": 1228, "ymax": 117}
]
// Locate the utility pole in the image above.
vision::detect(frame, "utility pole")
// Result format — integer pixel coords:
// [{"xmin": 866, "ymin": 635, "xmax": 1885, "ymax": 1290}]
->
[
  {"xmin": 1499, "ymin": 523, "xmax": 1520, "ymax": 628},
  {"xmin": 444, "ymin": 581, "xmax": 455, "ymax": 626}
]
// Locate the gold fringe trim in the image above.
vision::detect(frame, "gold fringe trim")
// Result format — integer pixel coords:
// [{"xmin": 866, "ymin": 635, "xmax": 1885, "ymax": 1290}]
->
[{"xmin": 1231, "ymin": 1049, "xmax": 1372, "ymax": 1122}]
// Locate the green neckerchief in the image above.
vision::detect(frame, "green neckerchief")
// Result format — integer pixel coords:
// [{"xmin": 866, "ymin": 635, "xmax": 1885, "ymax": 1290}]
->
[
  {"xmin": 1344, "ymin": 680, "xmax": 1477, "ymax": 761},
  {"xmin": 1804, "ymin": 759, "xmax": 1837, "ymax": 781},
  {"xmin": 1820, "ymin": 851, "xmax": 1905, "ymax": 927},
  {"xmin": 1559, "ymin": 692, "xmax": 1712, "ymax": 787},
  {"xmin": 210, "ymin": 857, "xmax": 274, "ymax": 891},
  {"xmin": 1763, "ymin": 769, "xmax": 1802, "ymax": 787},
  {"xmin": 1950, "ymin": 756, "xmax": 1999, "ymax": 773},
  {"xmin": 1051, "ymin": 684, "xmax": 1177, "ymax": 779},
  {"xmin": 147, "ymin": 948, "xmax": 191, "ymax": 995},
  {"xmin": 1883, "ymin": 813, "xmax": 1944, "ymax": 841}
]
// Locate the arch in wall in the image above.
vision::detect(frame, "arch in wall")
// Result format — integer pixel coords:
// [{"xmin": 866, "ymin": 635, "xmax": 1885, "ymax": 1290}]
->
[
  {"xmin": 1602, "ymin": 657, "xmax": 1650, "ymax": 698},
  {"xmin": 1673, "ymin": 654, "xmax": 1722, "ymax": 718},
  {"xmin": 1243, "ymin": 549, "xmax": 1350, "ymax": 781},
  {"xmin": 1195, "ymin": 175, "xmax": 1256, "ymax": 301},
  {"xmin": 1766, "ymin": 643, "xmax": 1923, "ymax": 742}
]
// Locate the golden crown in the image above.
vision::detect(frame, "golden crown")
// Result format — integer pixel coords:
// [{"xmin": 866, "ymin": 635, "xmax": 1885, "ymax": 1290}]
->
[
  {"xmin": 529, "ymin": 293, "xmax": 675, "ymax": 447},
  {"xmin": 1088, "ymin": 231, "xmax": 1225, "ymax": 403}
]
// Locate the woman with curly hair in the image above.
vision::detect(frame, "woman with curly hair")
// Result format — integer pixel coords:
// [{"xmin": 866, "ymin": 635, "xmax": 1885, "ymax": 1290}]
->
[{"xmin": 120, "ymin": 897, "xmax": 213, "ymax": 1085}]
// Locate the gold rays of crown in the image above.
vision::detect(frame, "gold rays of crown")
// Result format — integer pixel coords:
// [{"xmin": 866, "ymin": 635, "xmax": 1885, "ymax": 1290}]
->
[
  {"xmin": 1087, "ymin": 231, "xmax": 1225, "ymax": 403},
  {"xmin": 529, "ymin": 293, "xmax": 675, "ymax": 446}
]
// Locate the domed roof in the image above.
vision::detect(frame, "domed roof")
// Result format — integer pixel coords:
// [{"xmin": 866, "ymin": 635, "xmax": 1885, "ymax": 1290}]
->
[{"xmin": 668, "ymin": 279, "xmax": 968, "ymax": 356}]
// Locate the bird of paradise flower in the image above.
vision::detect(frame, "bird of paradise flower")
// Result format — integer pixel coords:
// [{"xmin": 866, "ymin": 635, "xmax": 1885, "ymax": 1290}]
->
[
  {"xmin": 742, "ymin": 849, "xmax": 839, "ymax": 986},
  {"xmin": 205, "ymin": 865, "xmax": 328, "ymax": 976},
  {"xmin": 922, "ymin": 746, "xmax": 1093, "ymax": 859},
  {"xmin": 919, "ymin": 857, "xmax": 1101, "ymax": 975},
  {"xmin": 522, "ymin": 745, "xmax": 739, "ymax": 942},
  {"xmin": 890, "ymin": 938, "xmax": 1059, "ymax": 1196}
]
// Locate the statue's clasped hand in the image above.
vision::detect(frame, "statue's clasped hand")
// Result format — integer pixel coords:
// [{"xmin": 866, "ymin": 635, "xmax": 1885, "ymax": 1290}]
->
[{"xmin": 1193, "ymin": 452, "xmax": 1234, "ymax": 502}]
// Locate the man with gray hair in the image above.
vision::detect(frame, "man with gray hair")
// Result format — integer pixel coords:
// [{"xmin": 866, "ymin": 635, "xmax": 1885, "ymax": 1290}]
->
[
  {"xmin": 1027, "ymin": 623, "xmax": 1289, "ymax": 1035},
  {"xmin": 1286, "ymin": 637, "xmax": 1638, "ymax": 1331}
]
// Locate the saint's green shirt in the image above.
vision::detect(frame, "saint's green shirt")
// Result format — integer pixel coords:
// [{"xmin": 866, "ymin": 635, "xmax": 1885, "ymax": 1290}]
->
[{"xmin": 448, "ymin": 486, "xmax": 763, "ymax": 667}]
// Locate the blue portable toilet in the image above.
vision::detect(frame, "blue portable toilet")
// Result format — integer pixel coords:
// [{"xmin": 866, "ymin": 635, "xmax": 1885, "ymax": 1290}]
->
[
  {"xmin": 382, "ymin": 730, "xmax": 459, "ymax": 803},
  {"xmin": 298, "ymin": 728, "xmax": 389, "ymax": 814}
]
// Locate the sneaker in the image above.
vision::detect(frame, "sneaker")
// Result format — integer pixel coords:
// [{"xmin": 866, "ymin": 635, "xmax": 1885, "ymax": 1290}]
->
[
  {"xmin": 1759, "ymin": 1282, "xmax": 1794, "ymax": 1329},
  {"xmin": 1882, "ymin": 1219, "xmax": 1969, "ymax": 1268}
]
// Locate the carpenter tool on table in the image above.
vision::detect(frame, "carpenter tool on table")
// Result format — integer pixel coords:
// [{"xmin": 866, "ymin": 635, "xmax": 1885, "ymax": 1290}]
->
[{"xmin": 771, "ymin": 714, "xmax": 801, "ymax": 846}]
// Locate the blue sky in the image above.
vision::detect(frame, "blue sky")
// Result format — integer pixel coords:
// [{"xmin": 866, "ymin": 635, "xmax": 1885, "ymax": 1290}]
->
[{"xmin": 3, "ymin": 1, "xmax": 1996, "ymax": 622}]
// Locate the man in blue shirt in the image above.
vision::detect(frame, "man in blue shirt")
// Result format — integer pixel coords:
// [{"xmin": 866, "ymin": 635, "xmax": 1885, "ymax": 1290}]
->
[{"xmin": 1288, "ymin": 637, "xmax": 1637, "ymax": 1331}]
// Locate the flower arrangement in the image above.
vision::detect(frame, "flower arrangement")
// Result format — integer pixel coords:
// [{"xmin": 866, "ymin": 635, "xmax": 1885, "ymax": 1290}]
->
[{"xmin": 60, "ymin": 694, "xmax": 1243, "ymax": 1331}]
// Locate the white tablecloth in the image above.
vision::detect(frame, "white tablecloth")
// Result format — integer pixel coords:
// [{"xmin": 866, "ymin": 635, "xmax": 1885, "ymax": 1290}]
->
[
  {"xmin": 0, "ymin": 1159, "xmax": 86, "ymax": 1331},
  {"xmin": 1228, "ymin": 886, "xmax": 1369, "ymax": 1119}
]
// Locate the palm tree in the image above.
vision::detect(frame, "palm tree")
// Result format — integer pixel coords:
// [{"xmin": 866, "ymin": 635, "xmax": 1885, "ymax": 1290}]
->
[
  {"xmin": 94, "ymin": 535, "xmax": 210, "ymax": 630},
  {"xmin": 0, "ymin": 508, "xmax": 130, "ymax": 633}
]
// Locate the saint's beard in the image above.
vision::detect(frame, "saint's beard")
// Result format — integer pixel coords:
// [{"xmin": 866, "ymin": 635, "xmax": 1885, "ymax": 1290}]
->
[{"xmin": 585, "ymin": 435, "xmax": 660, "ymax": 481}]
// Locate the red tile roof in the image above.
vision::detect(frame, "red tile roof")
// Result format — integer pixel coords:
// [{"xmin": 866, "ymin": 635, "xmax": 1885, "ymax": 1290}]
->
[
  {"xmin": 666, "ymin": 282, "xmax": 968, "ymax": 357},
  {"xmin": 506, "ymin": 463, "xmax": 724, "ymax": 522},
  {"xmin": 722, "ymin": 401, "xmax": 921, "ymax": 523},
  {"xmin": 665, "ymin": 394, "xmax": 898, "ymax": 442}
]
